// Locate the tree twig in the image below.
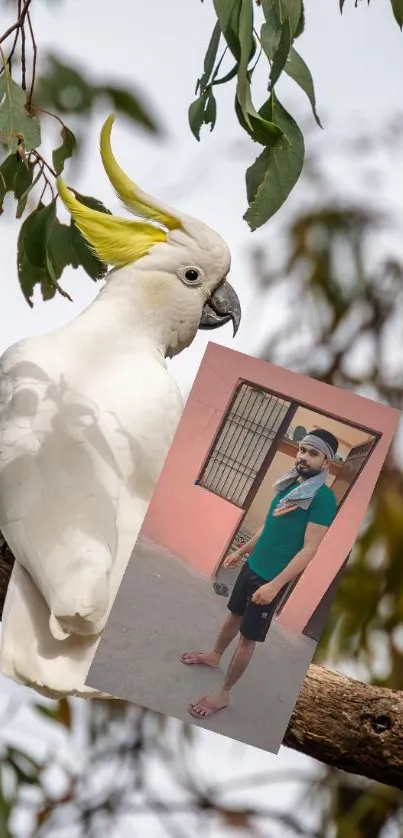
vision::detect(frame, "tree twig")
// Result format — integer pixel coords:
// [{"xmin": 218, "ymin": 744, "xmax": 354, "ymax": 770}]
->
[
  {"xmin": 21, "ymin": 16, "xmax": 26, "ymax": 91},
  {"xmin": 26, "ymin": 10, "xmax": 37, "ymax": 109},
  {"xmin": 0, "ymin": 0, "xmax": 33, "ymax": 46}
]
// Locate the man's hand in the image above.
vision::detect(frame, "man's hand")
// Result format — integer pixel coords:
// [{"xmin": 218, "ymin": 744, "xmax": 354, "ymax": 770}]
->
[
  {"xmin": 251, "ymin": 581, "xmax": 280, "ymax": 605},
  {"xmin": 223, "ymin": 551, "xmax": 243, "ymax": 569}
]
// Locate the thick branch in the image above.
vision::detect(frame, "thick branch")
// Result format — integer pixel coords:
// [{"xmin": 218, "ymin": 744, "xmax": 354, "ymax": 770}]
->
[
  {"xmin": 284, "ymin": 664, "xmax": 403, "ymax": 789},
  {"xmin": 1, "ymin": 542, "xmax": 402, "ymax": 789}
]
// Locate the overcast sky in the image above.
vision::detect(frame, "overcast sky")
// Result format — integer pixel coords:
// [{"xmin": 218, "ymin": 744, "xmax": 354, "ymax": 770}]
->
[{"xmin": 0, "ymin": 1, "xmax": 402, "ymax": 834}]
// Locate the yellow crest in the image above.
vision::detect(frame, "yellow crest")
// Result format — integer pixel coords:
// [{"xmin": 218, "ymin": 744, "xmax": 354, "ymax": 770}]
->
[{"xmin": 57, "ymin": 114, "xmax": 183, "ymax": 268}]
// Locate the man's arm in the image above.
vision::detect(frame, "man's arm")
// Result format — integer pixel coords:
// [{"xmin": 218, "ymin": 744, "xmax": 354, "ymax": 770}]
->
[
  {"xmin": 251, "ymin": 522, "xmax": 329, "ymax": 603},
  {"xmin": 236, "ymin": 524, "xmax": 265, "ymax": 558},
  {"xmin": 223, "ymin": 524, "xmax": 265, "ymax": 567},
  {"xmin": 270, "ymin": 522, "xmax": 329, "ymax": 589}
]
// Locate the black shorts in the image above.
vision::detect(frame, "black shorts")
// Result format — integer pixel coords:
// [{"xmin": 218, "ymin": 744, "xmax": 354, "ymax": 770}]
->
[{"xmin": 227, "ymin": 563, "xmax": 287, "ymax": 642}]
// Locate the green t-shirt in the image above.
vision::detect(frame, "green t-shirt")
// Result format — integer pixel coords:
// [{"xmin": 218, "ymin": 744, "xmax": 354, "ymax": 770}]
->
[{"xmin": 247, "ymin": 482, "xmax": 337, "ymax": 582}]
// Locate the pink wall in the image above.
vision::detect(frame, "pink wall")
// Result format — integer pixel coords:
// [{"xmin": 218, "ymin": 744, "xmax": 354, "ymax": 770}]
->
[
  {"xmin": 141, "ymin": 352, "xmax": 244, "ymax": 575},
  {"xmin": 142, "ymin": 342, "xmax": 400, "ymax": 620}
]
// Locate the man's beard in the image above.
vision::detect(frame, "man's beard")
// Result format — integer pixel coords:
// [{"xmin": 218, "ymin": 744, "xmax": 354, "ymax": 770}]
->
[{"xmin": 296, "ymin": 462, "xmax": 322, "ymax": 480}]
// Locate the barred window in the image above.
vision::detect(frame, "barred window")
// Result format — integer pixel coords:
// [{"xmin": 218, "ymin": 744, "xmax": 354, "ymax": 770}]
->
[{"xmin": 197, "ymin": 381, "xmax": 292, "ymax": 508}]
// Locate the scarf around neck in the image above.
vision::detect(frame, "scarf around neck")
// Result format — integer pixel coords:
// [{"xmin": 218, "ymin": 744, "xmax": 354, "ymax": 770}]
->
[{"xmin": 272, "ymin": 467, "xmax": 327, "ymax": 513}]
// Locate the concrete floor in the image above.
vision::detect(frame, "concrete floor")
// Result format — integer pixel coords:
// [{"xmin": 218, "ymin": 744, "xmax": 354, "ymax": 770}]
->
[{"xmin": 88, "ymin": 536, "xmax": 317, "ymax": 755}]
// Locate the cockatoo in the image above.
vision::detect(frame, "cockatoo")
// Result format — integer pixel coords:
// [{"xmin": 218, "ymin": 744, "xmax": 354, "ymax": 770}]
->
[{"xmin": 0, "ymin": 115, "xmax": 241, "ymax": 699}]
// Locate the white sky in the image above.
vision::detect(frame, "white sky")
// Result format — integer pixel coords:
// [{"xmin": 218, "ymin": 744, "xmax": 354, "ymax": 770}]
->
[{"xmin": 0, "ymin": 0, "xmax": 402, "ymax": 834}]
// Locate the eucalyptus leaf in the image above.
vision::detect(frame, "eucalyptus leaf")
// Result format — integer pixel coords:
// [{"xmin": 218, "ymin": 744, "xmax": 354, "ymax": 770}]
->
[
  {"xmin": 269, "ymin": 20, "xmax": 292, "ymax": 89},
  {"xmin": 22, "ymin": 200, "xmax": 57, "ymax": 268},
  {"xmin": 196, "ymin": 21, "xmax": 222, "ymax": 94},
  {"xmin": 261, "ymin": 21, "xmax": 321, "ymax": 127},
  {"xmin": 284, "ymin": 48, "xmax": 322, "ymax": 127},
  {"xmin": 70, "ymin": 223, "xmax": 108, "ymax": 281},
  {"xmin": 0, "ymin": 154, "xmax": 20, "ymax": 212},
  {"xmin": 390, "ymin": 0, "xmax": 403, "ymax": 28},
  {"xmin": 0, "ymin": 71, "xmax": 41, "ymax": 152},
  {"xmin": 16, "ymin": 165, "xmax": 42, "ymax": 218},
  {"xmin": 235, "ymin": 0, "xmax": 283, "ymax": 145},
  {"xmin": 70, "ymin": 191, "xmax": 111, "ymax": 215},
  {"xmin": 204, "ymin": 89, "xmax": 217, "ymax": 131},
  {"xmin": 244, "ymin": 94, "xmax": 304, "ymax": 230},
  {"xmin": 47, "ymin": 218, "xmax": 76, "ymax": 277},
  {"xmin": 189, "ymin": 91, "xmax": 210, "ymax": 140},
  {"xmin": 52, "ymin": 124, "xmax": 77, "ymax": 175},
  {"xmin": 98, "ymin": 85, "xmax": 160, "ymax": 133},
  {"xmin": 35, "ymin": 56, "xmax": 95, "ymax": 114},
  {"xmin": 261, "ymin": 0, "xmax": 302, "ymax": 36},
  {"xmin": 213, "ymin": 0, "xmax": 243, "ymax": 60},
  {"xmin": 17, "ymin": 201, "xmax": 58, "ymax": 304}
]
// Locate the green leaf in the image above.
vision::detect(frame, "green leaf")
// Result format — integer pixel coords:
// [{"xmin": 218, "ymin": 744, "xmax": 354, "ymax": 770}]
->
[
  {"xmin": 52, "ymin": 124, "xmax": 77, "ymax": 175},
  {"xmin": 17, "ymin": 201, "xmax": 58, "ymax": 305},
  {"xmin": 47, "ymin": 217, "xmax": 76, "ymax": 277},
  {"xmin": 70, "ymin": 191, "xmax": 112, "ymax": 215},
  {"xmin": 261, "ymin": 0, "xmax": 302, "ymax": 36},
  {"xmin": 22, "ymin": 200, "xmax": 57, "ymax": 268},
  {"xmin": 213, "ymin": 0, "xmax": 243, "ymax": 60},
  {"xmin": 0, "ymin": 69, "xmax": 41, "ymax": 152},
  {"xmin": 16, "ymin": 164, "xmax": 42, "ymax": 219},
  {"xmin": 70, "ymin": 223, "xmax": 108, "ymax": 281},
  {"xmin": 204, "ymin": 90, "xmax": 217, "ymax": 131},
  {"xmin": 261, "ymin": 17, "xmax": 321, "ymax": 127},
  {"xmin": 261, "ymin": 0, "xmax": 304, "ymax": 91},
  {"xmin": 284, "ymin": 48, "xmax": 322, "ymax": 127},
  {"xmin": 189, "ymin": 91, "xmax": 209, "ymax": 141},
  {"xmin": 189, "ymin": 88, "xmax": 217, "ymax": 140},
  {"xmin": 212, "ymin": 63, "xmax": 239, "ymax": 86},
  {"xmin": 68, "ymin": 194, "xmax": 109, "ymax": 280},
  {"xmin": 269, "ymin": 19, "xmax": 292, "ymax": 89},
  {"xmin": 390, "ymin": 0, "xmax": 403, "ymax": 28},
  {"xmin": 235, "ymin": 0, "xmax": 283, "ymax": 145},
  {"xmin": 196, "ymin": 21, "xmax": 222, "ymax": 94},
  {"xmin": 35, "ymin": 56, "xmax": 95, "ymax": 114},
  {"xmin": 0, "ymin": 153, "xmax": 20, "ymax": 212},
  {"xmin": 98, "ymin": 85, "xmax": 160, "ymax": 133},
  {"xmin": 244, "ymin": 93, "xmax": 305, "ymax": 230}
]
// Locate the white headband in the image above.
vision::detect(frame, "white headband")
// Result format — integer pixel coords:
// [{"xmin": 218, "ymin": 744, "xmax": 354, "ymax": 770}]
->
[{"xmin": 301, "ymin": 433, "xmax": 335, "ymax": 461}]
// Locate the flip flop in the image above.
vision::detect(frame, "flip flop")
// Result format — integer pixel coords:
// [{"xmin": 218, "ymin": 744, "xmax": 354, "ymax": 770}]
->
[
  {"xmin": 180, "ymin": 652, "xmax": 218, "ymax": 667},
  {"xmin": 187, "ymin": 695, "xmax": 228, "ymax": 719}
]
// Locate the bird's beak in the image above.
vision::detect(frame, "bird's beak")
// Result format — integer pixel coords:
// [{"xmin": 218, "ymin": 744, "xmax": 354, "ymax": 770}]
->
[{"xmin": 199, "ymin": 279, "xmax": 241, "ymax": 337}]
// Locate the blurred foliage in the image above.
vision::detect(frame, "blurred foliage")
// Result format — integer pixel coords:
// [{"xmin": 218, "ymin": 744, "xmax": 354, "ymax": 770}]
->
[
  {"xmin": 247, "ymin": 114, "xmax": 403, "ymax": 837},
  {"xmin": 0, "ymin": 0, "xmax": 161, "ymax": 306}
]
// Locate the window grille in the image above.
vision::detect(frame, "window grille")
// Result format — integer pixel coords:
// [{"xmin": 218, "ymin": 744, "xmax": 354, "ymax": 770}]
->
[{"xmin": 198, "ymin": 382, "xmax": 291, "ymax": 508}]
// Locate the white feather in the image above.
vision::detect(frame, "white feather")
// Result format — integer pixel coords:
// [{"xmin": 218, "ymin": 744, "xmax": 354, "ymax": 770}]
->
[{"xmin": 0, "ymin": 219, "xmax": 235, "ymax": 699}]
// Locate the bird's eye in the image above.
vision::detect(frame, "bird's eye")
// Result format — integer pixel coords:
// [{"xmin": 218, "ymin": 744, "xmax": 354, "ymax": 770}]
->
[{"xmin": 178, "ymin": 266, "xmax": 204, "ymax": 285}]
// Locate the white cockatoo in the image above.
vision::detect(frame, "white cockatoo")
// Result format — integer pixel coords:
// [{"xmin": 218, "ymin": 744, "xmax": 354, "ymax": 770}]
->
[{"xmin": 0, "ymin": 114, "xmax": 241, "ymax": 699}]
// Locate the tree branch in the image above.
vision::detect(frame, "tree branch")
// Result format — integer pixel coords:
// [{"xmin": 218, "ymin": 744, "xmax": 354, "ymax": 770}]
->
[
  {"xmin": 1, "ymin": 538, "xmax": 402, "ymax": 789},
  {"xmin": 284, "ymin": 664, "xmax": 403, "ymax": 789}
]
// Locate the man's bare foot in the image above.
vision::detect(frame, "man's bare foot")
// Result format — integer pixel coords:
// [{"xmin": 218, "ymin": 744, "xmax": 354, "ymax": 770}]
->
[
  {"xmin": 180, "ymin": 651, "xmax": 220, "ymax": 668},
  {"xmin": 188, "ymin": 688, "xmax": 229, "ymax": 719}
]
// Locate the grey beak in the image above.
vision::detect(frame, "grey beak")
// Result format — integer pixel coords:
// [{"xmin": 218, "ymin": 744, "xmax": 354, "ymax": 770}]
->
[{"xmin": 199, "ymin": 280, "xmax": 241, "ymax": 337}]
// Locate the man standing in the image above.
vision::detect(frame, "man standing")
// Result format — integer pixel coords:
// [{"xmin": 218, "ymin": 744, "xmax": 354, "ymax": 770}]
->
[{"xmin": 181, "ymin": 428, "xmax": 338, "ymax": 720}]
